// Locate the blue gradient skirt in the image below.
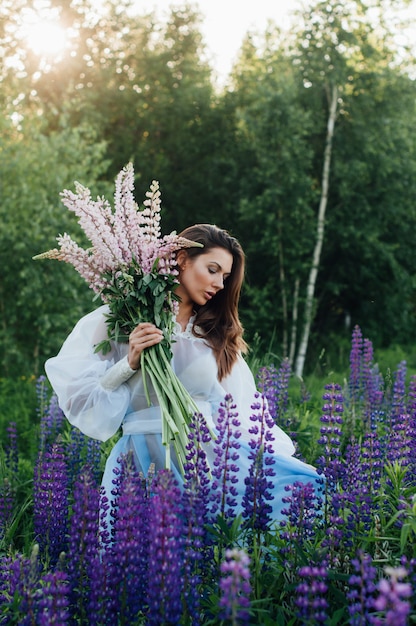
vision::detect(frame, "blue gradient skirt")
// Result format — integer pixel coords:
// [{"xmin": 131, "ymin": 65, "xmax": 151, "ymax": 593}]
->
[{"xmin": 101, "ymin": 432, "xmax": 323, "ymax": 521}]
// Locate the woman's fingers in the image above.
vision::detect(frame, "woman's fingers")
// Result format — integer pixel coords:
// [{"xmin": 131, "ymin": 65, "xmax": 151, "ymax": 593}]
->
[{"xmin": 128, "ymin": 323, "xmax": 163, "ymax": 370}]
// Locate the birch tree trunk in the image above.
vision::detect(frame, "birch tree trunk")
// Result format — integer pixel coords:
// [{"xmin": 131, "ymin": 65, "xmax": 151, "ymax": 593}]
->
[{"xmin": 294, "ymin": 83, "xmax": 338, "ymax": 378}]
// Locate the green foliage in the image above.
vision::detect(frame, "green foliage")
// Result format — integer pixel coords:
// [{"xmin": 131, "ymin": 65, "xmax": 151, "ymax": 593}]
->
[{"xmin": 0, "ymin": 0, "xmax": 416, "ymax": 375}]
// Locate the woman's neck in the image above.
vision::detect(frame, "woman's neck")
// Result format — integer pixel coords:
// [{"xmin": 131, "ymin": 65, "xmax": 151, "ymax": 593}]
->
[{"xmin": 176, "ymin": 301, "xmax": 194, "ymax": 331}]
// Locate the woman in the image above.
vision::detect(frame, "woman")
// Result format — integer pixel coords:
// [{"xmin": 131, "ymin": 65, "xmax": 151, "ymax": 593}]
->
[{"xmin": 45, "ymin": 224, "xmax": 320, "ymax": 519}]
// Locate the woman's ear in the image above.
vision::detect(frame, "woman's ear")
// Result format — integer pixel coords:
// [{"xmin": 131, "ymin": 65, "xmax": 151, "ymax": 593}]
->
[{"xmin": 176, "ymin": 250, "xmax": 188, "ymax": 270}]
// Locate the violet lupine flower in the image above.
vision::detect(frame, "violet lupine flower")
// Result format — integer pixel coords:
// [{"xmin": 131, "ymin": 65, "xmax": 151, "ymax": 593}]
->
[
  {"xmin": 182, "ymin": 413, "xmax": 213, "ymax": 622},
  {"xmin": 85, "ymin": 438, "xmax": 102, "ymax": 486},
  {"xmin": 39, "ymin": 392, "xmax": 65, "ymax": 453},
  {"xmin": 280, "ymin": 481, "xmax": 321, "ymax": 565},
  {"xmin": 0, "ymin": 478, "xmax": 14, "ymax": 542},
  {"xmin": 386, "ymin": 362, "xmax": 412, "ymax": 468},
  {"xmin": 406, "ymin": 376, "xmax": 416, "ymax": 480},
  {"xmin": 371, "ymin": 566, "xmax": 412, "ymax": 626},
  {"xmin": 219, "ymin": 548, "xmax": 251, "ymax": 625},
  {"xmin": 209, "ymin": 394, "xmax": 242, "ymax": 523},
  {"xmin": 1, "ymin": 422, "xmax": 18, "ymax": 539},
  {"xmin": 103, "ymin": 453, "xmax": 150, "ymax": 625},
  {"xmin": 4, "ymin": 547, "xmax": 41, "ymax": 625},
  {"xmin": 33, "ymin": 444, "xmax": 69, "ymax": 565},
  {"xmin": 362, "ymin": 339, "xmax": 384, "ymax": 423},
  {"xmin": 316, "ymin": 383, "xmax": 344, "ymax": 498},
  {"xmin": 147, "ymin": 469, "xmax": 184, "ymax": 626},
  {"xmin": 257, "ymin": 359, "xmax": 291, "ymax": 427},
  {"xmin": 242, "ymin": 393, "xmax": 276, "ymax": 532},
  {"xmin": 35, "ymin": 571, "xmax": 70, "ymax": 625},
  {"xmin": 347, "ymin": 551, "xmax": 378, "ymax": 625},
  {"xmin": 391, "ymin": 361, "xmax": 407, "ymax": 421},
  {"xmin": 295, "ymin": 564, "xmax": 329, "ymax": 625},
  {"xmin": 66, "ymin": 466, "xmax": 102, "ymax": 626},
  {"xmin": 342, "ymin": 438, "xmax": 379, "ymax": 548},
  {"xmin": 349, "ymin": 325, "xmax": 363, "ymax": 403},
  {"xmin": 5, "ymin": 422, "xmax": 18, "ymax": 475}
]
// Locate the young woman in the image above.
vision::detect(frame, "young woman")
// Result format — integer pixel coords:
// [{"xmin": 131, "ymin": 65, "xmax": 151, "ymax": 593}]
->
[{"xmin": 45, "ymin": 224, "xmax": 320, "ymax": 518}]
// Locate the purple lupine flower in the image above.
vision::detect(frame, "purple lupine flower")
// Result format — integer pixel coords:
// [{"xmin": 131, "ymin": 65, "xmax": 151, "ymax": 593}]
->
[
  {"xmin": 182, "ymin": 413, "xmax": 213, "ymax": 623},
  {"xmin": 85, "ymin": 438, "xmax": 102, "ymax": 486},
  {"xmin": 316, "ymin": 383, "xmax": 344, "ymax": 499},
  {"xmin": 362, "ymin": 339, "xmax": 384, "ymax": 423},
  {"xmin": 0, "ymin": 423, "xmax": 18, "ymax": 540},
  {"xmin": 103, "ymin": 453, "xmax": 150, "ymax": 624},
  {"xmin": 342, "ymin": 438, "xmax": 379, "ymax": 547},
  {"xmin": 371, "ymin": 566, "xmax": 412, "ymax": 626},
  {"xmin": 5, "ymin": 422, "xmax": 18, "ymax": 475},
  {"xmin": 257, "ymin": 358, "xmax": 291, "ymax": 427},
  {"xmin": 209, "ymin": 394, "xmax": 242, "ymax": 522},
  {"xmin": 35, "ymin": 570, "xmax": 71, "ymax": 625},
  {"xmin": 4, "ymin": 547, "xmax": 41, "ymax": 625},
  {"xmin": 33, "ymin": 444, "xmax": 69, "ymax": 565},
  {"xmin": 66, "ymin": 466, "xmax": 102, "ymax": 625},
  {"xmin": 0, "ymin": 478, "xmax": 14, "ymax": 542},
  {"xmin": 391, "ymin": 361, "xmax": 407, "ymax": 421},
  {"xmin": 147, "ymin": 469, "xmax": 184, "ymax": 625},
  {"xmin": 349, "ymin": 325, "xmax": 363, "ymax": 402},
  {"xmin": 242, "ymin": 393, "xmax": 276, "ymax": 531},
  {"xmin": 39, "ymin": 392, "xmax": 66, "ymax": 453},
  {"xmin": 219, "ymin": 548, "xmax": 251, "ymax": 625},
  {"xmin": 295, "ymin": 564, "xmax": 329, "ymax": 624},
  {"xmin": 280, "ymin": 481, "xmax": 321, "ymax": 566},
  {"xmin": 36, "ymin": 375, "xmax": 49, "ymax": 420},
  {"xmin": 406, "ymin": 376, "xmax": 416, "ymax": 481},
  {"xmin": 347, "ymin": 551, "xmax": 378, "ymax": 624}
]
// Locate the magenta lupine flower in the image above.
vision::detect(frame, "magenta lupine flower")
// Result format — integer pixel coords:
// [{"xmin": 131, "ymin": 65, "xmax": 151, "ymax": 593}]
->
[
  {"xmin": 33, "ymin": 444, "xmax": 69, "ymax": 565},
  {"xmin": 347, "ymin": 551, "xmax": 378, "ymax": 624},
  {"xmin": 147, "ymin": 469, "xmax": 184, "ymax": 625},
  {"xmin": 103, "ymin": 453, "xmax": 150, "ymax": 624},
  {"xmin": 219, "ymin": 548, "xmax": 251, "ymax": 625},
  {"xmin": 295, "ymin": 564, "xmax": 329, "ymax": 624},
  {"xmin": 371, "ymin": 566, "xmax": 412, "ymax": 626},
  {"xmin": 66, "ymin": 466, "xmax": 102, "ymax": 625},
  {"xmin": 35, "ymin": 571, "xmax": 70, "ymax": 625},
  {"xmin": 242, "ymin": 393, "xmax": 276, "ymax": 531},
  {"xmin": 209, "ymin": 394, "xmax": 242, "ymax": 522}
]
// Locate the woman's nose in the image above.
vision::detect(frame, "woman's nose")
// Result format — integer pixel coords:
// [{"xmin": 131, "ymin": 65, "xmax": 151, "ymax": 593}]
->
[{"xmin": 213, "ymin": 274, "xmax": 224, "ymax": 290}]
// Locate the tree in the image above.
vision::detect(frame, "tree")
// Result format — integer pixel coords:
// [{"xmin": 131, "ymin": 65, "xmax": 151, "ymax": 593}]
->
[
  {"xmin": 0, "ymin": 114, "xmax": 108, "ymax": 376},
  {"xmin": 291, "ymin": 0, "xmax": 416, "ymax": 376}
]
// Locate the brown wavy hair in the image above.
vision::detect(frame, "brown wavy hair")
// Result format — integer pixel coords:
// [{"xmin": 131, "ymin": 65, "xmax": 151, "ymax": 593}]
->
[{"xmin": 178, "ymin": 224, "xmax": 247, "ymax": 380}]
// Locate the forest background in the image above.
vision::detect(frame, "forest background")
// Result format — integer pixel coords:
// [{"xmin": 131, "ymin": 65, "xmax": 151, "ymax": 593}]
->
[{"xmin": 1, "ymin": 0, "xmax": 416, "ymax": 386}]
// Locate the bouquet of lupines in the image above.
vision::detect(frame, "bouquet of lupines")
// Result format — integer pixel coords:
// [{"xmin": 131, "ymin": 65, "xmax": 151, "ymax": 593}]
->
[{"xmin": 34, "ymin": 163, "xmax": 203, "ymax": 473}]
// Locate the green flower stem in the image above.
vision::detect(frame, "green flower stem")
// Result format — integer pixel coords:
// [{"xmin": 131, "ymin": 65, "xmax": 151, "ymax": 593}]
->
[{"xmin": 142, "ymin": 348, "xmax": 190, "ymax": 473}]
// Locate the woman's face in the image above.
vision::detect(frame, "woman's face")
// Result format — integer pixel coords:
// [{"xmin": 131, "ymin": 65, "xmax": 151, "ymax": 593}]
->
[{"xmin": 177, "ymin": 247, "xmax": 233, "ymax": 307}]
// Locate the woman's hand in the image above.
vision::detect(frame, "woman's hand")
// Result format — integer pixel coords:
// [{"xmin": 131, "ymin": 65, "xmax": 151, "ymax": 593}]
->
[{"xmin": 128, "ymin": 323, "xmax": 164, "ymax": 370}]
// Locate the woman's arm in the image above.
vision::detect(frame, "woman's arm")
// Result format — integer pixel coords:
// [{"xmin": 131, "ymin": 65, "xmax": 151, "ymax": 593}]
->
[{"xmin": 45, "ymin": 306, "xmax": 134, "ymax": 441}]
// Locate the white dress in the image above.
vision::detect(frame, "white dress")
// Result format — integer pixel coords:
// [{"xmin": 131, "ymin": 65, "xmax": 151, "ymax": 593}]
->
[{"xmin": 45, "ymin": 305, "xmax": 320, "ymax": 519}]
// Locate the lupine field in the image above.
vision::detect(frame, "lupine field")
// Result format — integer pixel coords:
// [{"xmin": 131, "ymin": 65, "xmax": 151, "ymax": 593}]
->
[{"xmin": 0, "ymin": 325, "xmax": 415, "ymax": 625}]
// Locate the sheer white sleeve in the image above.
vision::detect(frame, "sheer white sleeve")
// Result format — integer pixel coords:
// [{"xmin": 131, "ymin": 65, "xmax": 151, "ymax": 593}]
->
[
  {"xmin": 45, "ymin": 306, "xmax": 132, "ymax": 442},
  {"xmin": 221, "ymin": 355, "xmax": 296, "ymax": 457}
]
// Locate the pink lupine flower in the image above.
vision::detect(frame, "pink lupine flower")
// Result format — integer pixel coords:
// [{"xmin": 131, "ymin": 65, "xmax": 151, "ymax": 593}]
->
[{"xmin": 34, "ymin": 163, "xmax": 203, "ymax": 472}]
